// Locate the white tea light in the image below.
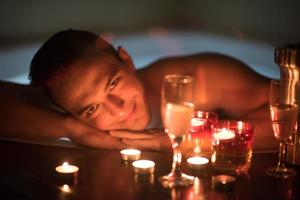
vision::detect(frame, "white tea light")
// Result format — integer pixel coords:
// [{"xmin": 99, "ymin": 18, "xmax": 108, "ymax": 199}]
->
[
  {"xmin": 187, "ymin": 156, "xmax": 209, "ymax": 169},
  {"xmin": 120, "ymin": 149, "xmax": 141, "ymax": 161},
  {"xmin": 55, "ymin": 162, "xmax": 79, "ymax": 174},
  {"xmin": 132, "ymin": 160, "xmax": 155, "ymax": 174},
  {"xmin": 214, "ymin": 128, "xmax": 235, "ymax": 140},
  {"xmin": 191, "ymin": 118, "xmax": 204, "ymax": 126}
]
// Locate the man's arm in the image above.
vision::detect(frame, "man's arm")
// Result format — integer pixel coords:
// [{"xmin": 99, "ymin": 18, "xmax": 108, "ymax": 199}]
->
[{"xmin": 0, "ymin": 81, "xmax": 127, "ymax": 150}]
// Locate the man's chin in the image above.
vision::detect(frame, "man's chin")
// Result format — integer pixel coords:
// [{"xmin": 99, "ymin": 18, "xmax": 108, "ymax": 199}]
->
[
  {"xmin": 127, "ymin": 122, "xmax": 148, "ymax": 130},
  {"xmin": 125, "ymin": 117, "xmax": 150, "ymax": 130}
]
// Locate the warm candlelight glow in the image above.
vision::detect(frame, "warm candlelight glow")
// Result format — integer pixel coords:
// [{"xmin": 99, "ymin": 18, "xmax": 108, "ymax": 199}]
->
[
  {"xmin": 214, "ymin": 128, "xmax": 235, "ymax": 140},
  {"xmin": 132, "ymin": 160, "xmax": 155, "ymax": 174},
  {"xmin": 212, "ymin": 175, "xmax": 236, "ymax": 185},
  {"xmin": 60, "ymin": 184, "xmax": 72, "ymax": 193},
  {"xmin": 55, "ymin": 162, "xmax": 79, "ymax": 174},
  {"xmin": 212, "ymin": 121, "xmax": 254, "ymax": 173},
  {"xmin": 120, "ymin": 149, "xmax": 141, "ymax": 161},
  {"xmin": 237, "ymin": 121, "xmax": 244, "ymax": 132},
  {"xmin": 187, "ymin": 156, "xmax": 209, "ymax": 169},
  {"xmin": 193, "ymin": 141, "xmax": 201, "ymax": 154},
  {"xmin": 191, "ymin": 118, "xmax": 204, "ymax": 126}
]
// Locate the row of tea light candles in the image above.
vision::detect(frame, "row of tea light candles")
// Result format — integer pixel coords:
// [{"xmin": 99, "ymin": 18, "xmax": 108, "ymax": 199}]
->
[
  {"xmin": 54, "ymin": 128, "xmax": 236, "ymax": 175},
  {"xmin": 120, "ymin": 148, "xmax": 211, "ymax": 172},
  {"xmin": 54, "ymin": 149, "xmax": 156, "ymax": 175},
  {"xmin": 54, "ymin": 150, "xmax": 212, "ymax": 176}
]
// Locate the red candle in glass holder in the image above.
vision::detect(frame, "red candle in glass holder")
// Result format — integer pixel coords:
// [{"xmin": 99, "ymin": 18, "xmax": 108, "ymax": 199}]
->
[
  {"xmin": 212, "ymin": 120, "xmax": 254, "ymax": 174},
  {"xmin": 182, "ymin": 111, "xmax": 218, "ymax": 157},
  {"xmin": 190, "ymin": 118, "xmax": 205, "ymax": 137}
]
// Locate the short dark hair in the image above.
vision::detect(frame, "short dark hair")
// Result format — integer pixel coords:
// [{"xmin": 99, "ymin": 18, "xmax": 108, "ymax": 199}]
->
[{"xmin": 29, "ymin": 29, "xmax": 116, "ymax": 86}]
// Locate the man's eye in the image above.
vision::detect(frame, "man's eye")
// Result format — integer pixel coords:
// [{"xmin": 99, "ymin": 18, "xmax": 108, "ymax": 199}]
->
[
  {"xmin": 86, "ymin": 104, "xmax": 99, "ymax": 115},
  {"xmin": 108, "ymin": 77, "xmax": 121, "ymax": 91}
]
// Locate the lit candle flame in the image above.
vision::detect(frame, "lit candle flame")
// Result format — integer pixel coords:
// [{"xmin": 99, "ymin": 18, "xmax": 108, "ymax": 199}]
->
[{"xmin": 55, "ymin": 162, "xmax": 79, "ymax": 173}]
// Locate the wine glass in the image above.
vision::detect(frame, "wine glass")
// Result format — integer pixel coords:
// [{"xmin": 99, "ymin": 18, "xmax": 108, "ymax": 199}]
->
[
  {"xmin": 265, "ymin": 79, "xmax": 298, "ymax": 178},
  {"xmin": 159, "ymin": 74, "xmax": 195, "ymax": 188}
]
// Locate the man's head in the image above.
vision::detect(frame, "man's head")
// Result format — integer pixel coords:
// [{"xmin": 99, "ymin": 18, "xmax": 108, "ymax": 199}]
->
[{"xmin": 29, "ymin": 29, "xmax": 150, "ymax": 131}]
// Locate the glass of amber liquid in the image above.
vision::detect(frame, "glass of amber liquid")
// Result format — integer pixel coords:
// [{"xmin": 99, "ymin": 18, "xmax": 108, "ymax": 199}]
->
[{"xmin": 182, "ymin": 111, "xmax": 218, "ymax": 158}]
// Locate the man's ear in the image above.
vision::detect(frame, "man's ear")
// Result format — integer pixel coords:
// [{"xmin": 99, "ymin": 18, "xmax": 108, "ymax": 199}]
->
[{"xmin": 117, "ymin": 46, "xmax": 135, "ymax": 71}]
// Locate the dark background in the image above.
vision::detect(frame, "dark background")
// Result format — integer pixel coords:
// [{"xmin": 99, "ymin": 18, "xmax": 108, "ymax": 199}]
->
[{"xmin": 0, "ymin": 0, "xmax": 299, "ymax": 80}]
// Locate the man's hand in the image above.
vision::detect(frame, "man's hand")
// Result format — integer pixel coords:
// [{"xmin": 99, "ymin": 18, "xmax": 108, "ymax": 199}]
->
[
  {"xmin": 109, "ymin": 129, "xmax": 172, "ymax": 152},
  {"xmin": 66, "ymin": 117, "xmax": 128, "ymax": 150}
]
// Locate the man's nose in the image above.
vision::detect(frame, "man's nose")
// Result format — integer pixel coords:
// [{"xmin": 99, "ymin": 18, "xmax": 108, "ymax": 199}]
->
[{"xmin": 104, "ymin": 94, "xmax": 125, "ymax": 116}]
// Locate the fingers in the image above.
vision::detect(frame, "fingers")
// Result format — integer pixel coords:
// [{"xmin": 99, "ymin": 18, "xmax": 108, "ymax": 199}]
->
[
  {"xmin": 110, "ymin": 129, "xmax": 172, "ymax": 152},
  {"xmin": 122, "ymin": 138, "xmax": 161, "ymax": 151},
  {"xmin": 109, "ymin": 130, "xmax": 153, "ymax": 139}
]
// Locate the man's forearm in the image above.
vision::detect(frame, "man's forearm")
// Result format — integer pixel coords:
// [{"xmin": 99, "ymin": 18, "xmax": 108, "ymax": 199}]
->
[
  {"xmin": 0, "ymin": 88, "xmax": 70, "ymax": 138},
  {"xmin": 0, "ymin": 81, "xmax": 127, "ymax": 150}
]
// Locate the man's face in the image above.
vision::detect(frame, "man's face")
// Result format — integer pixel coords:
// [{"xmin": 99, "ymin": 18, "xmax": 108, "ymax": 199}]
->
[{"xmin": 49, "ymin": 52, "xmax": 150, "ymax": 131}]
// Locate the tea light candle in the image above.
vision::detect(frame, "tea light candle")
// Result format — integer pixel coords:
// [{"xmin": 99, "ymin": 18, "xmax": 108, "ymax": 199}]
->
[
  {"xmin": 132, "ymin": 160, "xmax": 155, "ymax": 174},
  {"xmin": 190, "ymin": 118, "xmax": 204, "ymax": 133},
  {"xmin": 214, "ymin": 128, "xmax": 235, "ymax": 140},
  {"xmin": 187, "ymin": 156, "xmax": 209, "ymax": 169},
  {"xmin": 55, "ymin": 162, "xmax": 79, "ymax": 174},
  {"xmin": 191, "ymin": 118, "xmax": 204, "ymax": 126},
  {"xmin": 120, "ymin": 149, "xmax": 141, "ymax": 161}
]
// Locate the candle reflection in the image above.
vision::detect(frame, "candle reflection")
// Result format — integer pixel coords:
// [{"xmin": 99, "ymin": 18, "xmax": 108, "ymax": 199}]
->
[
  {"xmin": 212, "ymin": 175, "xmax": 236, "ymax": 191},
  {"xmin": 60, "ymin": 184, "xmax": 72, "ymax": 193},
  {"xmin": 134, "ymin": 174, "xmax": 155, "ymax": 184},
  {"xmin": 185, "ymin": 178, "xmax": 206, "ymax": 200}
]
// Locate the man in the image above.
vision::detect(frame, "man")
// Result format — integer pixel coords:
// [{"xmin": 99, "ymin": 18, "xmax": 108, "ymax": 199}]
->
[{"xmin": 0, "ymin": 30, "xmax": 277, "ymax": 151}]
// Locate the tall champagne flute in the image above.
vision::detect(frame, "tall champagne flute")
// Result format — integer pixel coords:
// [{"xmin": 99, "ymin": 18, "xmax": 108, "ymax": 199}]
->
[
  {"xmin": 266, "ymin": 80, "xmax": 298, "ymax": 178},
  {"xmin": 160, "ymin": 74, "xmax": 195, "ymax": 188}
]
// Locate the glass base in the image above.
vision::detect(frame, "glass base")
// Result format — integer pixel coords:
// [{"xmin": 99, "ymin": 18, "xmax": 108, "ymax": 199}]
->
[
  {"xmin": 265, "ymin": 166, "xmax": 297, "ymax": 178},
  {"xmin": 159, "ymin": 172, "xmax": 195, "ymax": 188}
]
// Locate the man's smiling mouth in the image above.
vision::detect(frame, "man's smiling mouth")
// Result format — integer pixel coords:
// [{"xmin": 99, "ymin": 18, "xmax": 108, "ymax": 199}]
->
[{"xmin": 118, "ymin": 102, "xmax": 135, "ymax": 123}]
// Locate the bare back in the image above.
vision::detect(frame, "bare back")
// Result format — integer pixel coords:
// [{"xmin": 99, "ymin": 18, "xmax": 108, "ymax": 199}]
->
[{"xmin": 137, "ymin": 53, "xmax": 270, "ymax": 120}]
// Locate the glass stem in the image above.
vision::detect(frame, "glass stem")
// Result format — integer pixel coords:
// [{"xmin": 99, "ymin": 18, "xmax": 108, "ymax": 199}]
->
[
  {"xmin": 277, "ymin": 141, "xmax": 287, "ymax": 169},
  {"xmin": 171, "ymin": 142, "xmax": 182, "ymax": 177}
]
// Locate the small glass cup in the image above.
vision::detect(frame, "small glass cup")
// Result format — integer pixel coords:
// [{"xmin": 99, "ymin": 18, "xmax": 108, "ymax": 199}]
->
[
  {"xmin": 182, "ymin": 111, "xmax": 218, "ymax": 158},
  {"xmin": 211, "ymin": 120, "xmax": 254, "ymax": 174}
]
